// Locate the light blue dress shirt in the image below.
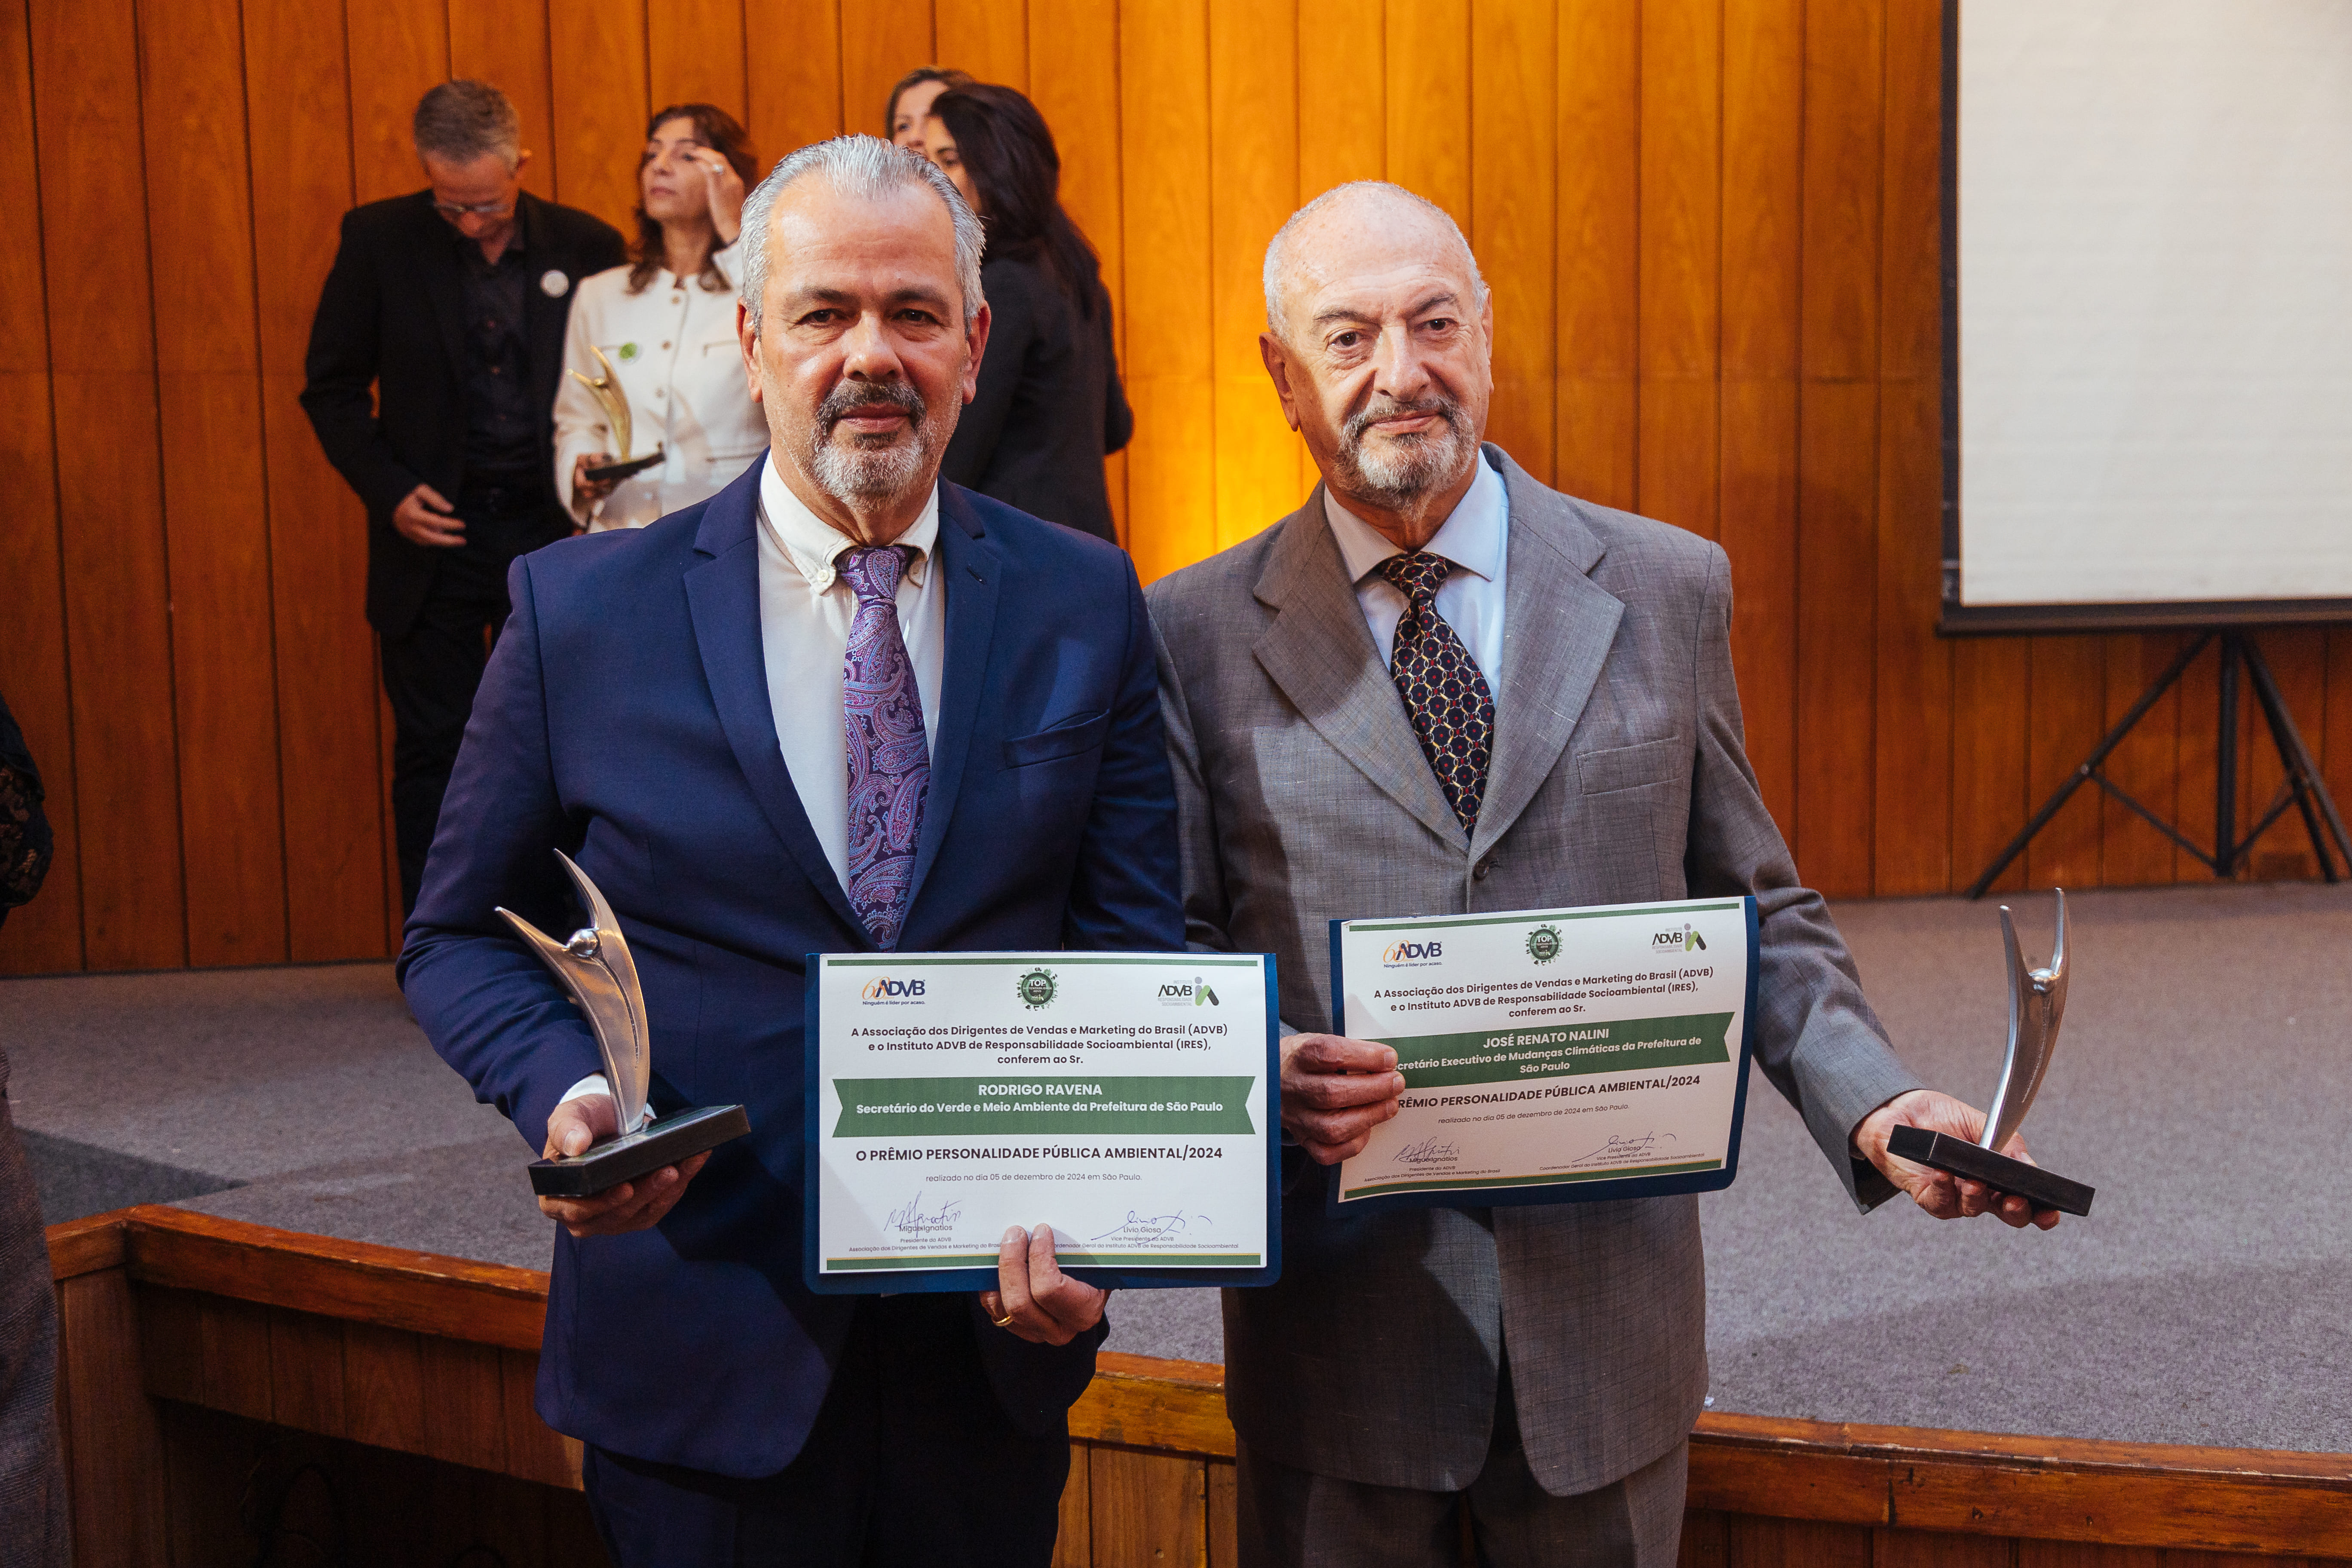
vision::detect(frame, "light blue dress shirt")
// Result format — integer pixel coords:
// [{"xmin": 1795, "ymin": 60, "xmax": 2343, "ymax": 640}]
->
[{"xmin": 1322, "ymin": 450, "xmax": 1510, "ymax": 680}]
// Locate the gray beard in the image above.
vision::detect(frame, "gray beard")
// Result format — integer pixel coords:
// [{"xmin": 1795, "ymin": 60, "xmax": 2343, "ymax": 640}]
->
[
  {"xmin": 1334, "ymin": 396, "xmax": 1478, "ymax": 508},
  {"xmin": 810, "ymin": 428, "xmax": 932, "ymax": 504}
]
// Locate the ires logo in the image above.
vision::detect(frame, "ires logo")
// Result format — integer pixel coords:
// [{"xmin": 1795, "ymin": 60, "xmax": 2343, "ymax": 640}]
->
[
  {"xmin": 1382, "ymin": 939, "xmax": 1443, "ymax": 966},
  {"xmin": 860, "ymin": 976, "xmax": 927, "ymax": 1001},
  {"xmin": 1651, "ymin": 926, "xmax": 1708, "ymax": 953},
  {"xmin": 1158, "ymin": 977, "xmax": 1222, "ymax": 1007}
]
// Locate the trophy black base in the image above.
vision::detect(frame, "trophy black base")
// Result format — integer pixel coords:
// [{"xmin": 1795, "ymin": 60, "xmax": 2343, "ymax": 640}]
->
[
  {"xmin": 1888, "ymin": 1124, "xmax": 2095, "ymax": 1217},
  {"xmin": 583, "ymin": 449, "xmax": 664, "ymax": 484},
  {"xmin": 528, "ymin": 1104, "xmax": 750, "ymax": 1198}
]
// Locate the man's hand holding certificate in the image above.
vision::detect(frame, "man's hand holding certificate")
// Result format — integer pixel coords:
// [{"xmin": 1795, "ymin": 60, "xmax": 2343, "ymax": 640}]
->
[{"xmin": 1311, "ymin": 897, "xmax": 1759, "ymax": 1211}]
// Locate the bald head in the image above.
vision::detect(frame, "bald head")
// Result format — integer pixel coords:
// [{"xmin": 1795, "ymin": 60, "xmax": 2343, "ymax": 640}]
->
[{"xmin": 1262, "ymin": 182, "xmax": 1488, "ymax": 345}]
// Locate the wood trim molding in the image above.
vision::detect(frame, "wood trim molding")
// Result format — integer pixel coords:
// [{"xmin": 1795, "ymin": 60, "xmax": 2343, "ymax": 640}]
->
[{"xmin": 48, "ymin": 1207, "xmax": 2352, "ymax": 1555}]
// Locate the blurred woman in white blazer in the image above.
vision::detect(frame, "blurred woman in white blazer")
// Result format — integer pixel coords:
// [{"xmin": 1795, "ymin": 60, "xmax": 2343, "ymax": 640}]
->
[{"xmin": 554, "ymin": 104, "xmax": 765, "ymax": 531}]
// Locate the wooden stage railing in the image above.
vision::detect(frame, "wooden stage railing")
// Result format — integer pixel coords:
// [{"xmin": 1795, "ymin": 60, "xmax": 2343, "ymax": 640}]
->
[{"xmin": 44, "ymin": 1206, "xmax": 2352, "ymax": 1565}]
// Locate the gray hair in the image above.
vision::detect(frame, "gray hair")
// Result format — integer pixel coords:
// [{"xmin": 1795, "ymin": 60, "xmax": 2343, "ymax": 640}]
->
[
  {"xmin": 738, "ymin": 135, "xmax": 986, "ymax": 331},
  {"xmin": 1262, "ymin": 181, "xmax": 1489, "ymax": 342},
  {"xmin": 413, "ymin": 80, "xmax": 522, "ymax": 170}
]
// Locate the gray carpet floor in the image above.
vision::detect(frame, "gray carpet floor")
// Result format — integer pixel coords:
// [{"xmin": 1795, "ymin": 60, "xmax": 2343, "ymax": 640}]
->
[{"xmin": 3, "ymin": 880, "xmax": 2345, "ymax": 1450}]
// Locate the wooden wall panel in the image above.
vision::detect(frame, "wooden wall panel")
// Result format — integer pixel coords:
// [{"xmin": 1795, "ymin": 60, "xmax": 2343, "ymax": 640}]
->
[
  {"xmin": 8, "ymin": 0, "xmax": 2329, "ymax": 977},
  {"xmin": 1870, "ymin": 0, "xmax": 1951, "ymax": 894},
  {"xmin": 1792, "ymin": 0, "xmax": 1886, "ymax": 897},
  {"xmin": 744, "ymin": 0, "xmax": 843, "ymax": 160},
  {"xmin": 30, "ymin": 0, "xmax": 185, "ymax": 971},
  {"xmin": 841, "ymin": 6, "xmax": 933, "ymax": 139},
  {"xmin": 246, "ymin": 0, "xmax": 392, "ymax": 964},
  {"xmin": 0, "ymin": 0, "xmax": 77, "ymax": 974},
  {"xmin": 346, "ymin": 0, "xmax": 449, "ymax": 203},
  {"xmin": 450, "ymin": 0, "xmax": 558, "ymax": 199},
  {"xmin": 938, "ymin": 0, "xmax": 1029, "ymax": 91},
  {"xmin": 1384, "ymin": 0, "xmax": 1469, "ymax": 227},
  {"xmin": 139, "ymin": 0, "xmax": 291, "ymax": 968},
  {"xmin": 649, "ymin": 0, "xmax": 746, "ymax": 119},
  {"xmin": 1636, "ymin": 0, "xmax": 1721, "ymax": 541},
  {"xmin": 1472, "ymin": 0, "xmax": 1557, "ymax": 483},
  {"xmin": 1118, "ymin": 0, "xmax": 1213, "ymax": 585},
  {"xmin": 1718, "ymin": 0, "xmax": 1806, "ymax": 837},
  {"xmin": 549, "ymin": 0, "xmax": 649, "ymax": 231},
  {"xmin": 1207, "ymin": 0, "xmax": 1297, "ymax": 551},
  {"xmin": 1554, "ymin": 0, "xmax": 1638, "ymax": 513}
]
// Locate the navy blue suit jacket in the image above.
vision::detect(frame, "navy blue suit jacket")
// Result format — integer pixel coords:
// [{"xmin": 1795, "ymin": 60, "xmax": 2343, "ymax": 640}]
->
[{"xmin": 397, "ymin": 458, "xmax": 1183, "ymax": 1477}]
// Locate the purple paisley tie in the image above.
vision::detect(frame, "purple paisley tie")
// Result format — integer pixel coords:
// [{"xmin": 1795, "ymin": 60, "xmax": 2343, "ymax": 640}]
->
[
  {"xmin": 1378, "ymin": 550, "xmax": 1495, "ymax": 832},
  {"xmin": 839, "ymin": 544, "xmax": 929, "ymax": 948}
]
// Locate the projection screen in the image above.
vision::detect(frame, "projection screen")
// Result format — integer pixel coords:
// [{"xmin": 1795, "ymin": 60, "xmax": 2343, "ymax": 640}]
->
[{"xmin": 1944, "ymin": 0, "xmax": 2352, "ymax": 631}]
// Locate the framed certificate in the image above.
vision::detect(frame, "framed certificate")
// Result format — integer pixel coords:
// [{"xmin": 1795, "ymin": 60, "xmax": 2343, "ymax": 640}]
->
[
  {"xmin": 804, "ymin": 951, "xmax": 1282, "ymax": 1293},
  {"xmin": 1327, "ymin": 897, "xmax": 1759, "ymax": 1213}
]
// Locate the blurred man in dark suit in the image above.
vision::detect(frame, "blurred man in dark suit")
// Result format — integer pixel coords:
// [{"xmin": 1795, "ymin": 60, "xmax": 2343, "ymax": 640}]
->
[{"xmin": 302, "ymin": 80, "xmax": 626, "ymax": 915}]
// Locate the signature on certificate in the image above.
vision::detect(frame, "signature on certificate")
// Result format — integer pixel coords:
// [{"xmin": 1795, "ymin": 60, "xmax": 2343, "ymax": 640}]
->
[
  {"xmin": 1392, "ymin": 1137, "xmax": 1461, "ymax": 1166},
  {"xmin": 886, "ymin": 1186, "xmax": 963, "ymax": 1236},
  {"xmin": 1089, "ymin": 1209, "xmax": 1210, "ymax": 1243},
  {"xmin": 1569, "ymin": 1131, "xmax": 1675, "ymax": 1167}
]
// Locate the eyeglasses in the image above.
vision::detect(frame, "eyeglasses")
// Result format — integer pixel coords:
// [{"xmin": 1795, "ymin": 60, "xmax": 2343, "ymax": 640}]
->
[{"xmin": 432, "ymin": 196, "xmax": 515, "ymax": 218}]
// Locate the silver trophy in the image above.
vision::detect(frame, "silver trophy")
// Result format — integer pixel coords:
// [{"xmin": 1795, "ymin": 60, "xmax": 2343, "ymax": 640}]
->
[
  {"xmin": 1887, "ymin": 890, "xmax": 2095, "ymax": 1216},
  {"xmin": 499, "ymin": 851, "xmax": 748, "ymax": 1197}
]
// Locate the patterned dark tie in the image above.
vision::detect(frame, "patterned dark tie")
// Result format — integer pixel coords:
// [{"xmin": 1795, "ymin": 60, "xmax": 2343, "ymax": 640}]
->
[
  {"xmin": 839, "ymin": 545, "xmax": 929, "ymax": 948},
  {"xmin": 1377, "ymin": 551, "xmax": 1495, "ymax": 832}
]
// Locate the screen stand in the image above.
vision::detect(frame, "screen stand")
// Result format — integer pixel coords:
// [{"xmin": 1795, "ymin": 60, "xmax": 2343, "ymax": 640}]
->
[{"xmin": 1966, "ymin": 629, "xmax": 2352, "ymax": 898}]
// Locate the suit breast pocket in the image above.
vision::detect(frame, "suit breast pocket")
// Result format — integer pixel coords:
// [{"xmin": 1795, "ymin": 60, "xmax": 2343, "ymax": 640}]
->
[
  {"xmin": 1575, "ymin": 735, "xmax": 1686, "ymax": 795},
  {"xmin": 1002, "ymin": 709, "xmax": 1112, "ymax": 769}
]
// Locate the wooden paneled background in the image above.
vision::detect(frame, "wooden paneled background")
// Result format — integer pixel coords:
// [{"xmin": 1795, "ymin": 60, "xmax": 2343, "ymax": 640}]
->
[{"xmin": 6, "ymin": 0, "xmax": 2351, "ymax": 975}]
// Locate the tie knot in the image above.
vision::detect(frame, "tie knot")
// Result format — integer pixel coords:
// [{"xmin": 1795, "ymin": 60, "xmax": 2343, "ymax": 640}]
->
[
  {"xmin": 1377, "ymin": 550, "xmax": 1452, "ymax": 605},
  {"xmin": 839, "ymin": 544, "xmax": 917, "ymax": 605}
]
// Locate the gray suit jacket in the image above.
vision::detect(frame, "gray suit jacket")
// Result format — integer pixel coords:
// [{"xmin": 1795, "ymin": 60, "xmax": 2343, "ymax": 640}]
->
[{"xmin": 1145, "ymin": 447, "xmax": 1923, "ymax": 1497}]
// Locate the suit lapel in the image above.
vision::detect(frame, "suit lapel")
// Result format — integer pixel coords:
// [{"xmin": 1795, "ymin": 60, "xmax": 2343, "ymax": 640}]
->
[
  {"xmin": 682, "ymin": 459, "xmax": 869, "ymax": 939},
  {"xmin": 1251, "ymin": 490, "xmax": 1468, "ymax": 850},
  {"xmin": 902, "ymin": 485, "xmax": 1001, "ymax": 920},
  {"xmin": 1470, "ymin": 448, "xmax": 1624, "ymax": 858},
  {"xmin": 518, "ymin": 196, "xmax": 570, "ymax": 417},
  {"xmin": 413, "ymin": 194, "xmax": 470, "ymax": 393}
]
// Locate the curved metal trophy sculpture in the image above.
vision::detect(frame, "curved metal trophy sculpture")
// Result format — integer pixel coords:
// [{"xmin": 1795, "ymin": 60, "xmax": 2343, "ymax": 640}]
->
[
  {"xmin": 570, "ymin": 345, "xmax": 665, "ymax": 486},
  {"xmin": 498, "ymin": 851, "xmax": 747, "ymax": 1198},
  {"xmin": 1886, "ymin": 890, "xmax": 2095, "ymax": 1216}
]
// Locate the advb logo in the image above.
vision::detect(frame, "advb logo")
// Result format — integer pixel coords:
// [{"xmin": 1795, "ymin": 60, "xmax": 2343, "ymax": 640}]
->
[
  {"xmin": 1382, "ymin": 940, "xmax": 1443, "ymax": 965},
  {"xmin": 1157, "ymin": 977, "xmax": 1223, "ymax": 1008},
  {"xmin": 861, "ymin": 976, "xmax": 926, "ymax": 1000},
  {"xmin": 1650, "ymin": 925, "xmax": 1708, "ymax": 953}
]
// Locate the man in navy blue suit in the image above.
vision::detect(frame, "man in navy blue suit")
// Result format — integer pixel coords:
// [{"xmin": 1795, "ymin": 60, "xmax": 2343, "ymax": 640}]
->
[{"xmin": 398, "ymin": 136, "xmax": 1181, "ymax": 1565}]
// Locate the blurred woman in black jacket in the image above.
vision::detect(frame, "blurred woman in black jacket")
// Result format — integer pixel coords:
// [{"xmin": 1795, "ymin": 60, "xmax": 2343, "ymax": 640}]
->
[{"xmin": 920, "ymin": 84, "xmax": 1133, "ymax": 544}]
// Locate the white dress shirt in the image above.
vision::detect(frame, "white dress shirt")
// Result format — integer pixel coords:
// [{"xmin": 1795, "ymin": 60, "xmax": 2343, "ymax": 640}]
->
[
  {"xmin": 1323, "ymin": 450, "xmax": 1510, "ymax": 677},
  {"xmin": 557, "ymin": 456, "xmax": 949, "ymax": 1117},
  {"xmin": 551, "ymin": 243, "xmax": 770, "ymax": 531}
]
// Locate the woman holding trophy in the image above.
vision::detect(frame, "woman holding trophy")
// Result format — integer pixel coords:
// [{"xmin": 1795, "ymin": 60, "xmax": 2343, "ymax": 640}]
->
[{"xmin": 554, "ymin": 104, "xmax": 766, "ymax": 532}]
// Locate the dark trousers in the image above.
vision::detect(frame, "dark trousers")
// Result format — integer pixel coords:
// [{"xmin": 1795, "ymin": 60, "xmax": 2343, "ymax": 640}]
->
[
  {"xmin": 380, "ymin": 484, "xmax": 546, "ymax": 916},
  {"xmin": 583, "ymin": 1294, "xmax": 1070, "ymax": 1568}
]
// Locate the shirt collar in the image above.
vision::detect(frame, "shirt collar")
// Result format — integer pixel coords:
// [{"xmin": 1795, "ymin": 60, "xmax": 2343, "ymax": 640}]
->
[
  {"xmin": 1323, "ymin": 451, "xmax": 1507, "ymax": 587},
  {"xmin": 448, "ymin": 194, "xmax": 530, "ymax": 263},
  {"xmin": 757, "ymin": 452, "xmax": 939, "ymax": 594}
]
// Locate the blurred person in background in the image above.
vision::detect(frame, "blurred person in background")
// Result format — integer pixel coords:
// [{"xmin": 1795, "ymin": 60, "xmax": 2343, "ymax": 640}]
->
[
  {"xmin": 886, "ymin": 65, "xmax": 973, "ymax": 147},
  {"xmin": 556, "ymin": 104, "xmax": 766, "ymax": 531},
  {"xmin": 921, "ymin": 83, "xmax": 1132, "ymax": 543},
  {"xmin": 0, "ymin": 690, "xmax": 64, "ymax": 1567},
  {"xmin": 303, "ymin": 80, "xmax": 626, "ymax": 916}
]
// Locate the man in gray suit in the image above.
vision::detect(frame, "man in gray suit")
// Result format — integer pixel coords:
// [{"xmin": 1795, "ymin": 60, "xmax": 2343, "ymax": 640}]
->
[{"xmin": 1145, "ymin": 182, "xmax": 2059, "ymax": 1567}]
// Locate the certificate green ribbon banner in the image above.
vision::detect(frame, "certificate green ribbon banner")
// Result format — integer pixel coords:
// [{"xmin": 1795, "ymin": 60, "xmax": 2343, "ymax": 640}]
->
[
  {"xmin": 832, "ymin": 1075, "xmax": 1258, "ymax": 1136},
  {"xmin": 1378, "ymin": 1012, "xmax": 1734, "ymax": 1088}
]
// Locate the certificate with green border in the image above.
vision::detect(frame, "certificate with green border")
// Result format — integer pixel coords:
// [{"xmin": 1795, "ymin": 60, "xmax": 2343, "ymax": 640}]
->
[
  {"xmin": 804, "ymin": 951, "xmax": 1282, "ymax": 1293},
  {"xmin": 1327, "ymin": 897, "xmax": 1759, "ymax": 1214}
]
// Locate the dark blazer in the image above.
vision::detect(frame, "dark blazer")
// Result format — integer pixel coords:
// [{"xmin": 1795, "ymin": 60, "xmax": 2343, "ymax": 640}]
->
[
  {"xmin": 396, "ymin": 459, "xmax": 1184, "ymax": 1477},
  {"xmin": 300, "ymin": 190, "xmax": 627, "ymax": 637},
  {"xmin": 941, "ymin": 254, "xmax": 1133, "ymax": 545}
]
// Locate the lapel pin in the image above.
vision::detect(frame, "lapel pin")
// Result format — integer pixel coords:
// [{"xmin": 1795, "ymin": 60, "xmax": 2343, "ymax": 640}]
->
[{"xmin": 541, "ymin": 269, "xmax": 570, "ymax": 298}]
